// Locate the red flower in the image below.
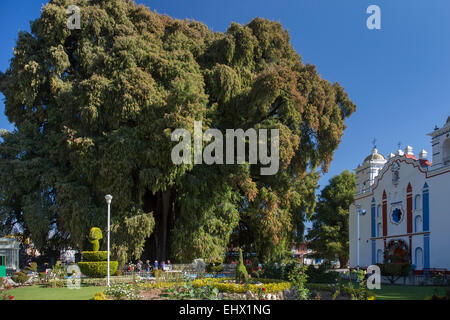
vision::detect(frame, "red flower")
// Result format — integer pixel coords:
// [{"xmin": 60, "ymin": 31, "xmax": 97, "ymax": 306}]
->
[
  {"xmin": 251, "ymin": 268, "xmax": 254, "ymax": 272},
  {"xmin": 9, "ymin": 296, "xmax": 14, "ymax": 300},
  {"xmin": 262, "ymin": 288, "xmax": 266, "ymax": 291},
  {"xmin": 131, "ymin": 282, "xmax": 134, "ymax": 285}
]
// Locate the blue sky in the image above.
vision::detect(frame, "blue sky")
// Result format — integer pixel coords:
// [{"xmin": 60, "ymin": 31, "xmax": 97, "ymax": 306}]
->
[{"xmin": 1, "ymin": 1, "xmax": 449, "ymax": 214}]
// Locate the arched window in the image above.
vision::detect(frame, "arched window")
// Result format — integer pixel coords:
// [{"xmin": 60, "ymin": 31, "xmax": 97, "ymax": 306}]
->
[
  {"xmin": 414, "ymin": 215, "xmax": 422, "ymax": 233},
  {"xmin": 377, "ymin": 223, "xmax": 382, "ymax": 237},
  {"xmin": 415, "ymin": 247, "xmax": 423, "ymax": 269},
  {"xmin": 377, "ymin": 249, "xmax": 383, "ymax": 263},
  {"xmin": 377, "ymin": 205, "xmax": 381, "ymax": 218},
  {"xmin": 414, "ymin": 195, "xmax": 421, "ymax": 210}
]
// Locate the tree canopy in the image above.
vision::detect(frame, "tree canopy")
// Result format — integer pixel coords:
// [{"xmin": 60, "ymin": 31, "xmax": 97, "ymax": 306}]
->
[
  {"xmin": 0, "ymin": 0, "xmax": 355, "ymax": 264},
  {"xmin": 306, "ymin": 170, "xmax": 356, "ymax": 267}
]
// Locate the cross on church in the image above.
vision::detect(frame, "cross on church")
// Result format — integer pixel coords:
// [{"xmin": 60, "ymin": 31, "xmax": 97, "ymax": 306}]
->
[
  {"xmin": 398, "ymin": 142, "xmax": 402, "ymax": 150},
  {"xmin": 372, "ymin": 138, "xmax": 377, "ymax": 149}
]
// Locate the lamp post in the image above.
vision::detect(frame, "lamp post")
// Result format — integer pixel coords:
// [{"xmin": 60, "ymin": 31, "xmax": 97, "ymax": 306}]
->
[
  {"xmin": 356, "ymin": 204, "xmax": 367, "ymax": 275},
  {"xmin": 105, "ymin": 194, "xmax": 113, "ymax": 287}
]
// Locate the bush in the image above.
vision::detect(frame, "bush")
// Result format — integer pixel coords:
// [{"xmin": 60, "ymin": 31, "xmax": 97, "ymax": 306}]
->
[
  {"xmin": 153, "ymin": 269, "xmax": 163, "ymax": 279},
  {"xmin": 191, "ymin": 278, "xmax": 291, "ymax": 294},
  {"xmin": 206, "ymin": 262, "xmax": 224, "ymax": 273},
  {"xmin": 78, "ymin": 261, "xmax": 118, "ymax": 278},
  {"xmin": 305, "ymin": 263, "xmax": 339, "ymax": 284},
  {"xmin": 377, "ymin": 263, "xmax": 411, "ymax": 284},
  {"xmin": 288, "ymin": 264, "xmax": 309, "ymax": 300},
  {"xmin": 48, "ymin": 279, "xmax": 65, "ymax": 288},
  {"xmin": 235, "ymin": 249, "xmax": 248, "ymax": 283},
  {"xmin": 25, "ymin": 262, "xmax": 37, "ymax": 273},
  {"xmin": 93, "ymin": 291, "xmax": 107, "ymax": 300},
  {"xmin": 105, "ymin": 283, "xmax": 139, "ymax": 300},
  {"xmin": 12, "ymin": 271, "xmax": 29, "ymax": 284},
  {"xmin": 115, "ymin": 270, "xmax": 123, "ymax": 276},
  {"xmin": 82, "ymin": 251, "xmax": 108, "ymax": 262}
]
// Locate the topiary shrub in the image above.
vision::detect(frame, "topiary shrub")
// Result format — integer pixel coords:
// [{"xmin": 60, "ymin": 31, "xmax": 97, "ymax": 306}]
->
[
  {"xmin": 82, "ymin": 251, "xmax": 108, "ymax": 262},
  {"xmin": 377, "ymin": 263, "xmax": 411, "ymax": 284},
  {"xmin": 78, "ymin": 226, "xmax": 118, "ymax": 278},
  {"xmin": 78, "ymin": 261, "xmax": 119, "ymax": 278},
  {"xmin": 235, "ymin": 249, "xmax": 248, "ymax": 283},
  {"xmin": 87, "ymin": 227, "xmax": 103, "ymax": 251}
]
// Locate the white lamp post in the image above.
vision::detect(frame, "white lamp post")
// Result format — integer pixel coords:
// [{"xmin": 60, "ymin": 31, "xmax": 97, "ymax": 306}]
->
[
  {"xmin": 105, "ymin": 194, "xmax": 113, "ymax": 287},
  {"xmin": 356, "ymin": 204, "xmax": 367, "ymax": 276}
]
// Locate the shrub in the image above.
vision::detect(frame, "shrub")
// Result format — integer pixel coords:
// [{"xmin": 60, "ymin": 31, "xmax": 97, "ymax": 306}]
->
[
  {"xmin": 115, "ymin": 270, "xmax": 123, "ymax": 276},
  {"xmin": 82, "ymin": 251, "xmax": 108, "ymax": 262},
  {"xmin": 93, "ymin": 291, "xmax": 107, "ymax": 300},
  {"xmin": 12, "ymin": 271, "xmax": 29, "ymax": 284},
  {"xmin": 153, "ymin": 269, "xmax": 163, "ymax": 279},
  {"xmin": 235, "ymin": 249, "xmax": 248, "ymax": 283},
  {"xmin": 25, "ymin": 262, "xmax": 37, "ymax": 273},
  {"xmin": 305, "ymin": 262, "xmax": 339, "ymax": 284},
  {"xmin": 377, "ymin": 263, "xmax": 411, "ymax": 284},
  {"xmin": 288, "ymin": 264, "xmax": 309, "ymax": 300},
  {"xmin": 78, "ymin": 261, "xmax": 118, "ymax": 278},
  {"xmin": 105, "ymin": 283, "xmax": 139, "ymax": 300},
  {"xmin": 206, "ymin": 262, "xmax": 224, "ymax": 273},
  {"xmin": 191, "ymin": 278, "xmax": 291, "ymax": 294},
  {"xmin": 87, "ymin": 227, "xmax": 103, "ymax": 251},
  {"xmin": 48, "ymin": 279, "xmax": 65, "ymax": 288}
]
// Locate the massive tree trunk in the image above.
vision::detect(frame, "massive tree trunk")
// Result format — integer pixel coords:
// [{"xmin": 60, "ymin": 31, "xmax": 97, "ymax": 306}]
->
[{"xmin": 142, "ymin": 188, "xmax": 176, "ymax": 262}]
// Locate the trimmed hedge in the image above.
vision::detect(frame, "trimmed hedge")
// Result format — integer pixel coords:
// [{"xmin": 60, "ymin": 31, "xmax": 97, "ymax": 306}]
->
[
  {"xmin": 78, "ymin": 261, "xmax": 118, "ymax": 278},
  {"xmin": 192, "ymin": 278, "xmax": 291, "ymax": 294},
  {"xmin": 82, "ymin": 251, "xmax": 108, "ymax": 262}
]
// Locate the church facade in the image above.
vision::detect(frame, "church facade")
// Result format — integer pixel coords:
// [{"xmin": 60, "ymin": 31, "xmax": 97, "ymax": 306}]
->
[{"xmin": 349, "ymin": 116, "xmax": 450, "ymax": 271}]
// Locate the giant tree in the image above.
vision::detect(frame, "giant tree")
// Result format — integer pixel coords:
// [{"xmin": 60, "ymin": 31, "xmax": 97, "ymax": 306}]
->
[{"xmin": 0, "ymin": 0, "xmax": 355, "ymax": 263}]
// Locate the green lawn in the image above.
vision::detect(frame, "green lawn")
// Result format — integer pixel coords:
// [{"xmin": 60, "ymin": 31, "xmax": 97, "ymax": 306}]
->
[
  {"xmin": 371, "ymin": 284, "xmax": 447, "ymax": 300},
  {"xmin": 6, "ymin": 285, "xmax": 106, "ymax": 300}
]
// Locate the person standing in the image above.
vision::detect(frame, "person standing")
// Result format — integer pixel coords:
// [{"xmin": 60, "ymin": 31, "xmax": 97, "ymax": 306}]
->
[
  {"xmin": 161, "ymin": 261, "xmax": 165, "ymax": 271},
  {"xmin": 154, "ymin": 260, "xmax": 159, "ymax": 270}
]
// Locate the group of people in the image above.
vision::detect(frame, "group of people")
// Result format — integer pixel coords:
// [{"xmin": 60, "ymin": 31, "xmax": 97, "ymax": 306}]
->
[{"xmin": 127, "ymin": 259, "xmax": 172, "ymax": 273}]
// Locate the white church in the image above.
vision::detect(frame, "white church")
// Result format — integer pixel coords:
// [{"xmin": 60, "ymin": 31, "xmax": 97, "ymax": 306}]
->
[{"xmin": 349, "ymin": 116, "xmax": 450, "ymax": 273}]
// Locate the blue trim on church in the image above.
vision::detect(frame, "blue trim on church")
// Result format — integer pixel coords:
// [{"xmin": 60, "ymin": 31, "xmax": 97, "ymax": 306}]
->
[
  {"xmin": 371, "ymin": 199, "xmax": 376, "ymax": 265},
  {"xmin": 424, "ymin": 235, "xmax": 430, "ymax": 272},
  {"xmin": 423, "ymin": 183, "xmax": 430, "ymax": 273},
  {"xmin": 423, "ymin": 183, "xmax": 429, "ymax": 232}
]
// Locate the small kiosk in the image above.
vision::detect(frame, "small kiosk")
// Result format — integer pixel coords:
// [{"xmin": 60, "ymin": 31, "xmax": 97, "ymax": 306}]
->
[{"xmin": 0, "ymin": 238, "xmax": 20, "ymax": 274}]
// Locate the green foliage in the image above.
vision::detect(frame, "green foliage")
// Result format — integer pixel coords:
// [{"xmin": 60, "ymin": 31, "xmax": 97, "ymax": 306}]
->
[
  {"xmin": 78, "ymin": 261, "xmax": 118, "ymax": 278},
  {"xmin": 307, "ymin": 171, "xmax": 356, "ymax": 266},
  {"xmin": 153, "ymin": 269, "xmax": 163, "ymax": 280},
  {"xmin": 235, "ymin": 249, "xmax": 248, "ymax": 283},
  {"xmin": 93, "ymin": 291, "xmax": 107, "ymax": 300},
  {"xmin": 87, "ymin": 227, "xmax": 103, "ymax": 252},
  {"xmin": 377, "ymin": 263, "xmax": 411, "ymax": 284},
  {"xmin": 206, "ymin": 261, "xmax": 224, "ymax": 273},
  {"xmin": 305, "ymin": 262, "xmax": 339, "ymax": 284},
  {"xmin": 288, "ymin": 264, "xmax": 309, "ymax": 300},
  {"xmin": 0, "ymin": 0, "xmax": 355, "ymax": 262},
  {"xmin": 164, "ymin": 283, "xmax": 220, "ymax": 300},
  {"xmin": 25, "ymin": 262, "xmax": 37, "ymax": 273},
  {"xmin": 105, "ymin": 283, "xmax": 139, "ymax": 300},
  {"xmin": 82, "ymin": 251, "xmax": 108, "ymax": 262},
  {"xmin": 12, "ymin": 271, "xmax": 30, "ymax": 284}
]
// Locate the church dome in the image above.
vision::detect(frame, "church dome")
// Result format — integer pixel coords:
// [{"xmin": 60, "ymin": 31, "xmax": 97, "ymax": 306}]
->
[{"xmin": 364, "ymin": 148, "xmax": 386, "ymax": 163}]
